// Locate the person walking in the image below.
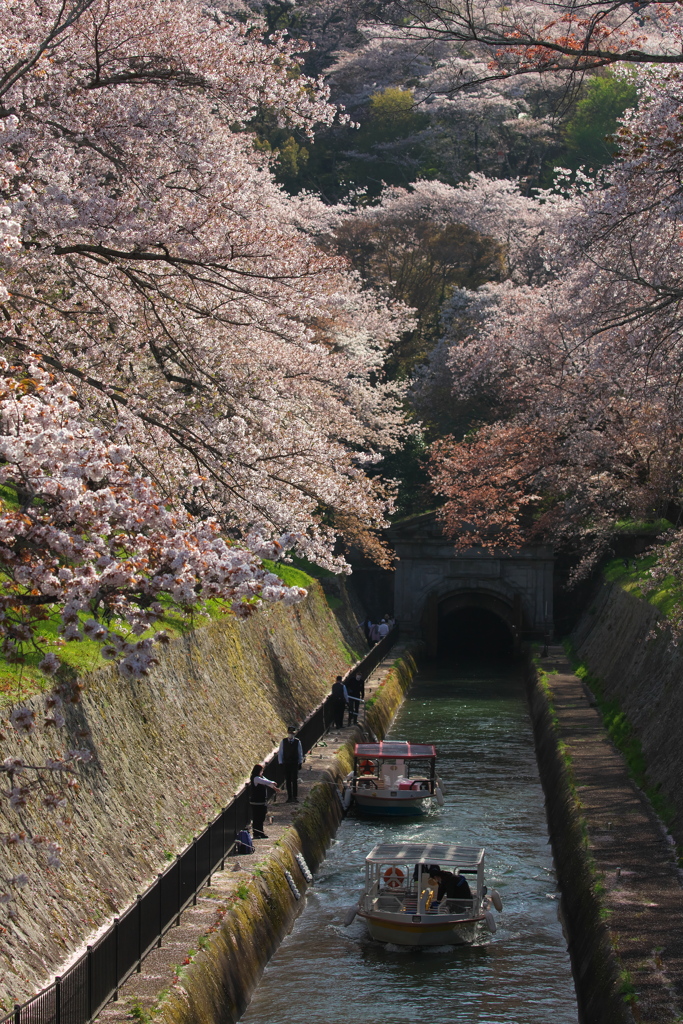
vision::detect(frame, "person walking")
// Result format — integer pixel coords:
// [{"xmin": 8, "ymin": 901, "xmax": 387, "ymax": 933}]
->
[
  {"xmin": 346, "ymin": 671, "xmax": 365, "ymax": 726},
  {"xmin": 249, "ymin": 763, "xmax": 279, "ymax": 839},
  {"xmin": 377, "ymin": 617, "xmax": 389, "ymax": 639},
  {"xmin": 278, "ymin": 726, "xmax": 303, "ymax": 803},
  {"xmin": 330, "ymin": 674, "xmax": 348, "ymax": 729}
]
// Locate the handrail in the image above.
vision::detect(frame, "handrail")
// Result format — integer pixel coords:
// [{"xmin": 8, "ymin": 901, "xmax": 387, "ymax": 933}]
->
[{"xmin": 2, "ymin": 627, "xmax": 398, "ymax": 1024}]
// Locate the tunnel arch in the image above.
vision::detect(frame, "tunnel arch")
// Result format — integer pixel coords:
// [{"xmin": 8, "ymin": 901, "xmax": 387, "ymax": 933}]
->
[{"xmin": 421, "ymin": 587, "xmax": 524, "ymax": 658}]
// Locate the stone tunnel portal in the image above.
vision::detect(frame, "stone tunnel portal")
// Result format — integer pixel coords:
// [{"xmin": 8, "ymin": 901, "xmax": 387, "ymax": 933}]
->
[
  {"xmin": 389, "ymin": 512, "xmax": 554, "ymax": 653},
  {"xmin": 424, "ymin": 590, "xmax": 519, "ymax": 659},
  {"xmin": 435, "ymin": 594, "xmax": 517, "ymax": 659}
]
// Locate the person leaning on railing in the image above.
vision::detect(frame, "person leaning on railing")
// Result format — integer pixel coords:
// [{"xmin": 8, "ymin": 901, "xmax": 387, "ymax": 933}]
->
[{"xmin": 249, "ymin": 764, "xmax": 279, "ymax": 839}]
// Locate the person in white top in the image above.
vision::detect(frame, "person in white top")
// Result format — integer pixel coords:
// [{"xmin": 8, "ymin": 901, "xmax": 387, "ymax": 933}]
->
[
  {"xmin": 249, "ymin": 763, "xmax": 279, "ymax": 838},
  {"xmin": 377, "ymin": 618, "xmax": 389, "ymax": 638}
]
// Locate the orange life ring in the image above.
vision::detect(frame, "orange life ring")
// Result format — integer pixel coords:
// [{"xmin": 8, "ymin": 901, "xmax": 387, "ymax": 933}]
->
[
  {"xmin": 359, "ymin": 759, "xmax": 375, "ymax": 775},
  {"xmin": 383, "ymin": 866, "xmax": 407, "ymax": 890}
]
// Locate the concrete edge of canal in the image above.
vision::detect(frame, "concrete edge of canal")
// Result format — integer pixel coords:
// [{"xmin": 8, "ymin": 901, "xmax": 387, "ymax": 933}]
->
[
  {"xmin": 527, "ymin": 645, "xmax": 683, "ymax": 1024},
  {"xmin": 150, "ymin": 643, "xmax": 421, "ymax": 1024}
]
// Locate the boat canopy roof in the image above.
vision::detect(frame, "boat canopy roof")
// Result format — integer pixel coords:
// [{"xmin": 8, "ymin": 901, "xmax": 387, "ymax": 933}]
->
[
  {"xmin": 365, "ymin": 843, "xmax": 485, "ymax": 869},
  {"xmin": 354, "ymin": 741, "xmax": 436, "ymax": 760}
]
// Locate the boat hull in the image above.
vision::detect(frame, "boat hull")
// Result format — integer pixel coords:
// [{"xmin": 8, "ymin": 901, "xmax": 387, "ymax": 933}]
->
[
  {"xmin": 354, "ymin": 793, "xmax": 429, "ymax": 816},
  {"xmin": 360, "ymin": 912, "xmax": 480, "ymax": 946}
]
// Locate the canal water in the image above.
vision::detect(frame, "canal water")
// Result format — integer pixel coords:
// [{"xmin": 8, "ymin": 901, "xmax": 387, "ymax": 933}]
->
[{"xmin": 240, "ymin": 658, "xmax": 578, "ymax": 1024}]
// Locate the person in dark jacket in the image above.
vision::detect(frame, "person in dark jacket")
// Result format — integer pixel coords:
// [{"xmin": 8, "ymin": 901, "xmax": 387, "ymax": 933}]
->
[
  {"xmin": 278, "ymin": 726, "xmax": 303, "ymax": 802},
  {"xmin": 330, "ymin": 675, "xmax": 348, "ymax": 729},
  {"xmin": 428, "ymin": 869, "xmax": 472, "ymax": 903},
  {"xmin": 346, "ymin": 671, "xmax": 365, "ymax": 726},
  {"xmin": 249, "ymin": 764, "xmax": 279, "ymax": 839}
]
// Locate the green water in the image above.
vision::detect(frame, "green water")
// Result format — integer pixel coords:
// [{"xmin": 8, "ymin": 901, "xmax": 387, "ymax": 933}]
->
[{"xmin": 240, "ymin": 659, "xmax": 578, "ymax": 1024}]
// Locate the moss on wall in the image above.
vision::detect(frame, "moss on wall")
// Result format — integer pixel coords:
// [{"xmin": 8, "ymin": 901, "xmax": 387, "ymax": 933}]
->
[
  {"xmin": 0, "ymin": 583, "xmax": 366, "ymax": 1009},
  {"xmin": 572, "ymin": 581, "xmax": 683, "ymax": 845},
  {"xmin": 525, "ymin": 655, "xmax": 633, "ymax": 1024},
  {"xmin": 365, "ymin": 653, "xmax": 418, "ymax": 737}
]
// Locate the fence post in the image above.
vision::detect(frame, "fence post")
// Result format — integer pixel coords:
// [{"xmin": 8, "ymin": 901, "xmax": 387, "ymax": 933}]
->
[
  {"xmin": 192, "ymin": 838, "xmax": 198, "ymax": 906},
  {"xmin": 221, "ymin": 807, "xmax": 227, "ymax": 870},
  {"xmin": 158, "ymin": 874, "xmax": 163, "ymax": 948},
  {"xmin": 13, "ymin": 1004, "xmax": 20, "ymax": 1024},
  {"xmin": 55, "ymin": 976, "xmax": 61, "ymax": 1024},
  {"xmin": 136, "ymin": 894, "xmax": 142, "ymax": 972},
  {"xmin": 87, "ymin": 945, "xmax": 93, "ymax": 1018},
  {"xmin": 178, "ymin": 856, "xmax": 183, "ymax": 929},
  {"xmin": 113, "ymin": 918, "xmax": 120, "ymax": 1000}
]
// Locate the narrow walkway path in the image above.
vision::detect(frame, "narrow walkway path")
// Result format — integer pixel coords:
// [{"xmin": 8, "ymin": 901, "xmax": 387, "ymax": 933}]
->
[
  {"xmin": 95, "ymin": 646, "xmax": 404, "ymax": 1024},
  {"xmin": 542, "ymin": 646, "xmax": 683, "ymax": 1023}
]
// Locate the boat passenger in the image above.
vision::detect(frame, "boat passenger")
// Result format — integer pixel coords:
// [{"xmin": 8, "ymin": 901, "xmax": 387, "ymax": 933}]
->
[{"xmin": 428, "ymin": 869, "xmax": 472, "ymax": 902}]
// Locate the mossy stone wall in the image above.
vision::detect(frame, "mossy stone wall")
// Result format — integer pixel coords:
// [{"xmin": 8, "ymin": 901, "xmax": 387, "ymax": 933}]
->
[
  {"xmin": 572, "ymin": 581, "xmax": 683, "ymax": 842},
  {"xmin": 0, "ymin": 584, "xmax": 365, "ymax": 1008}
]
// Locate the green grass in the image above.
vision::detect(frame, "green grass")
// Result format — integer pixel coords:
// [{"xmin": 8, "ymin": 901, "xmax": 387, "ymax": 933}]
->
[
  {"xmin": 288, "ymin": 555, "xmax": 336, "ymax": 580},
  {"xmin": 0, "ymin": 598, "xmax": 225, "ymax": 708},
  {"xmin": 0, "ymin": 556, "xmax": 316, "ymax": 707},
  {"xmin": 603, "ymin": 554, "xmax": 683, "ymax": 617},
  {"xmin": 0, "ymin": 484, "xmax": 20, "ymax": 511},
  {"xmin": 260, "ymin": 559, "xmax": 313, "ymax": 588},
  {"xmin": 613, "ymin": 517, "xmax": 672, "ymax": 535}
]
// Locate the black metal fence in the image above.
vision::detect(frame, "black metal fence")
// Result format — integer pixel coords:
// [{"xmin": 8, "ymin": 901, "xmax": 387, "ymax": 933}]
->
[{"xmin": 4, "ymin": 628, "xmax": 398, "ymax": 1024}]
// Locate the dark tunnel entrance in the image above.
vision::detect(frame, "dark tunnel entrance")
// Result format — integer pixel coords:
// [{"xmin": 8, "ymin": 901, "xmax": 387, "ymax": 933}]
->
[{"xmin": 438, "ymin": 606, "xmax": 515, "ymax": 659}]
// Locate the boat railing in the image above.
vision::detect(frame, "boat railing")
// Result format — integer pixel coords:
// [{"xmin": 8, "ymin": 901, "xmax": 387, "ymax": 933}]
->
[
  {"xmin": 374, "ymin": 895, "xmax": 404, "ymax": 912},
  {"xmin": 365, "ymin": 892, "xmax": 477, "ymax": 919},
  {"xmin": 436, "ymin": 898, "xmax": 475, "ymax": 917}
]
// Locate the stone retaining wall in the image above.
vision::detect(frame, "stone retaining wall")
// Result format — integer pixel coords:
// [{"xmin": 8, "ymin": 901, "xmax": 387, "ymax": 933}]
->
[
  {"xmin": 572, "ymin": 581, "xmax": 683, "ymax": 843},
  {"xmin": 0, "ymin": 583, "xmax": 365, "ymax": 1009},
  {"xmin": 527, "ymin": 644, "xmax": 683, "ymax": 1023}
]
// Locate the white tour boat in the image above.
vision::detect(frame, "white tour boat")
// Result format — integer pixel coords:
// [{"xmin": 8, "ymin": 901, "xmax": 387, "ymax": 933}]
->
[
  {"xmin": 346, "ymin": 741, "xmax": 444, "ymax": 816},
  {"xmin": 346, "ymin": 841, "xmax": 503, "ymax": 946}
]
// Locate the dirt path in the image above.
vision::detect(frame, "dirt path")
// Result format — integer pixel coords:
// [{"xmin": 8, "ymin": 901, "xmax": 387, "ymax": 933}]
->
[{"xmin": 542, "ymin": 646, "xmax": 683, "ymax": 1023}]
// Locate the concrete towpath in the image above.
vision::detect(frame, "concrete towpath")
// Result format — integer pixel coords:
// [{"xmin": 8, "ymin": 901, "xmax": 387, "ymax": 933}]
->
[
  {"xmin": 540, "ymin": 646, "xmax": 683, "ymax": 1023},
  {"xmin": 95, "ymin": 645, "xmax": 404, "ymax": 1024}
]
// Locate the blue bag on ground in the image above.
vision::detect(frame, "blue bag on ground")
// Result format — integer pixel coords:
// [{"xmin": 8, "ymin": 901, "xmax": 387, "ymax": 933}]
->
[{"xmin": 236, "ymin": 829, "xmax": 254, "ymax": 854}]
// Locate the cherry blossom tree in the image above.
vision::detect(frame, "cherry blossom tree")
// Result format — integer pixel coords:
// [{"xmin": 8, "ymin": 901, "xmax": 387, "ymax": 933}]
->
[
  {"xmin": 0, "ymin": 360, "xmax": 313, "ymax": 671},
  {"xmin": 0, "ymin": 0, "xmax": 411, "ymax": 678},
  {"xmin": 0, "ymin": 0, "xmax": 415, "ymax": 920},
  {"xmin": 429, "ymin": 67, "xmax": 683, "ymax": 581},
  {"xmin": 326, "ymin": 20, "xmax": 568, "ymax": 182},
  {"xmin": 388, "ymin": 0, "xmax": 683, "ymax": 82}
]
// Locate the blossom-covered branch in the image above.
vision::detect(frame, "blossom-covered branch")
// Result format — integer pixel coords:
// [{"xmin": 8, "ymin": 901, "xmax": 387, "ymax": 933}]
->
[
  {"xmin": 0, "ymin": 0, "xmax": 411, "ymax": 634},
  {"xmin": 0, "ymin": 360, "xmax": 311, "ymax": 678},
  {"xmin": 429, "ymin": 68, "xmax": 683, "ymax": 579},
  {"xmin": 389, "ymin": 1, "xmax": 683, "ymax": 82}
]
